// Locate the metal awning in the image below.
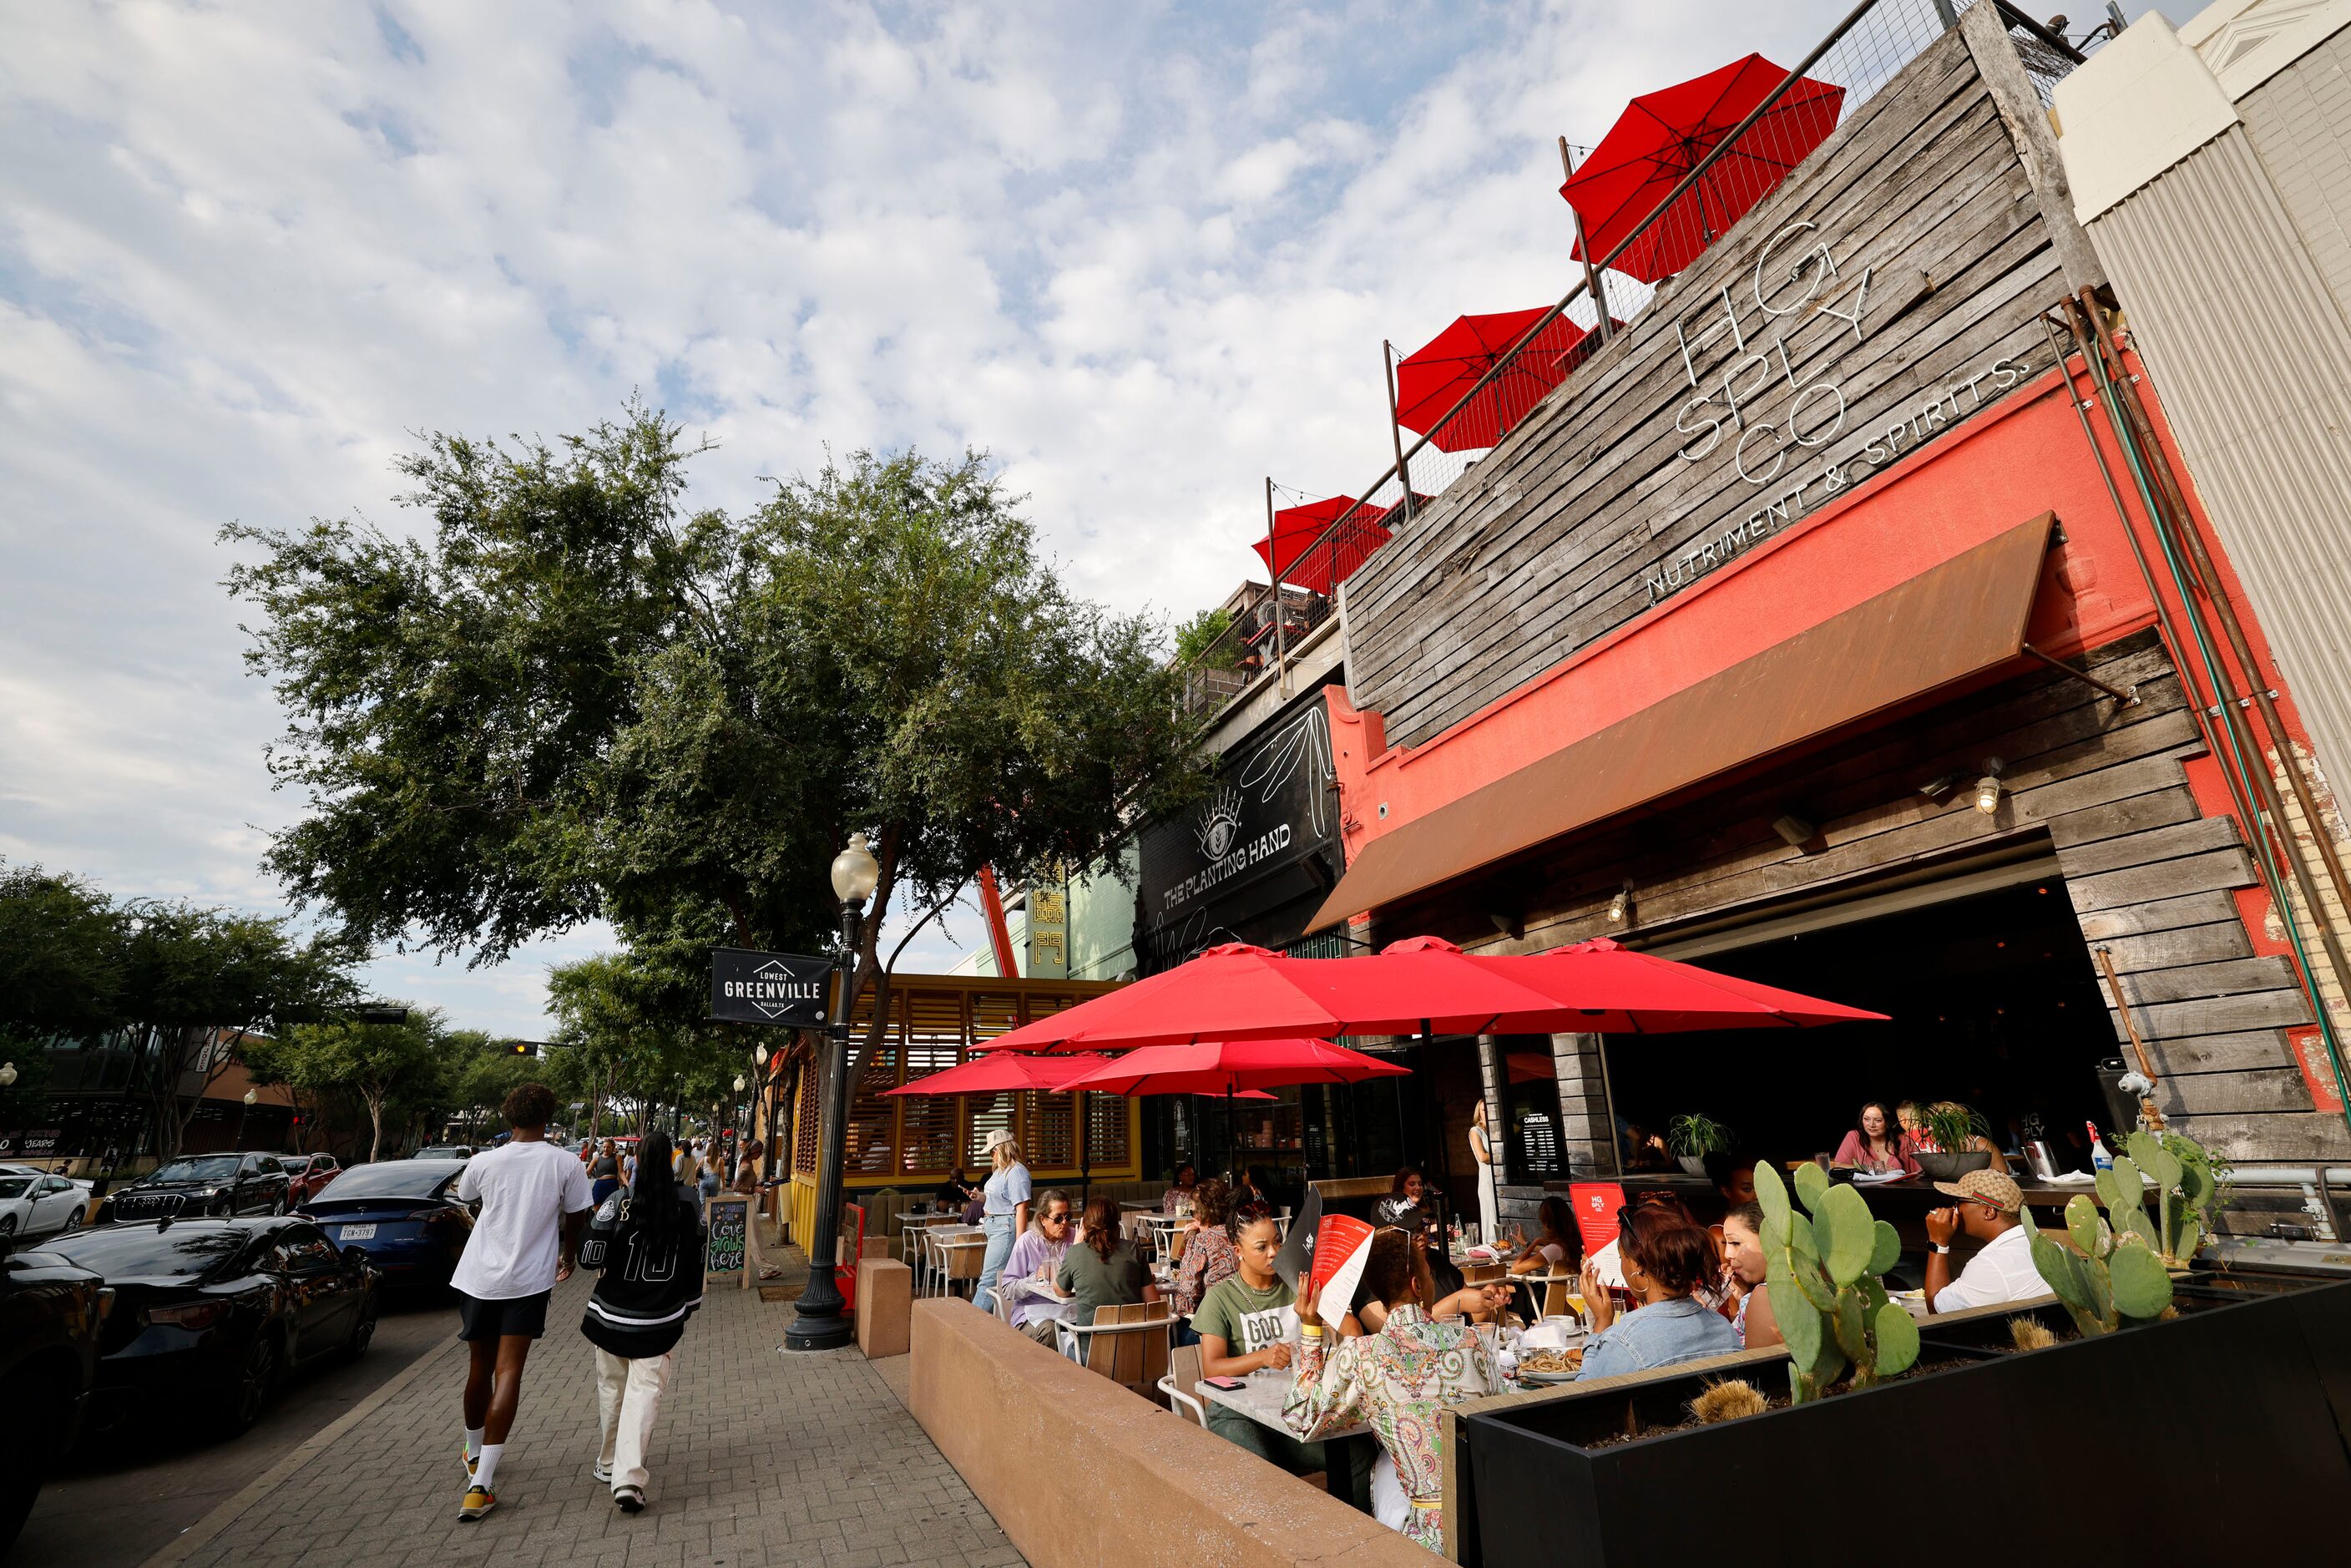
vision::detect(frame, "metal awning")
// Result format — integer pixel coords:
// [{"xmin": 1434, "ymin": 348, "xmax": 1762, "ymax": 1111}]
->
[{"xmin": 1306, "ymin": 513, "xmax": 2056, "ymax": 930}]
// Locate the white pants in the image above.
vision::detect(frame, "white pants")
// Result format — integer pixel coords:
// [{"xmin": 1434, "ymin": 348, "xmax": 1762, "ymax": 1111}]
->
[{"xmin": 594, "ymin": 1347, "xmax": 675, "ymax": 1491}]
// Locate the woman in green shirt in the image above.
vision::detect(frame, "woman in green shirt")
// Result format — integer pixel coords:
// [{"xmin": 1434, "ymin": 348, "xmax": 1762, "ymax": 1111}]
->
[
  {"xmin": 1194, "ymin": 1202, "xmax": 1338, "ymax": 1486},
  {"xmin": 1055, "ymin": 1193, "xmax": 1160, "ymax": 1320}
]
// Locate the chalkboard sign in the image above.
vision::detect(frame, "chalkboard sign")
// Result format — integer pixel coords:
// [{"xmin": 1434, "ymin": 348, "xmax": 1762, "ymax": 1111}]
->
[{"xmin": 705, "ymin": 1195, "xmax": 749, "ymax": 1286}]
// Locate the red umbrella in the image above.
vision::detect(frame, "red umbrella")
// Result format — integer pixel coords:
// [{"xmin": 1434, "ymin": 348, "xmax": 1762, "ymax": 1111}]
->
[
  {"xmin": 1058, "ymin": 1038, "xmax": 1408, "ymax": 1096},
  {"xmin": 881, "ymin": 1053, "xmax": 1115, "ymax": 1095},
  {"xmin": 1393, "ymin": 308, "xmax": 1611, "ymax": 453},
  {"xmin": 1562, "ymin": 54, "xmax": 1845, "ymax": 282},
  {"xmin": 1477, "ymin": 937, "xmax": 1887, "ymax": 1031},
  {"xmin": 972, "ymin": 941, "xmax": 1570, "ymax": 1054},
  {"xmin": 1254, "ymin": 494, "xmax": 1394, "ymax": 594}
]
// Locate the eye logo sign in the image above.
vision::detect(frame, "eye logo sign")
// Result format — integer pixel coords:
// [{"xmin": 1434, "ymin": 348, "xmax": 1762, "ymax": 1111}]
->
[{"xmin": 1196, "ymin": 787, "xmax": 1245, "ymax": 861}]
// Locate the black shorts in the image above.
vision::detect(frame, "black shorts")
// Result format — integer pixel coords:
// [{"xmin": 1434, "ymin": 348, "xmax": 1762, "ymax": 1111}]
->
[{"xmin": 457, "ymin": 1288, "xmax": 552, "ymax": 1342}]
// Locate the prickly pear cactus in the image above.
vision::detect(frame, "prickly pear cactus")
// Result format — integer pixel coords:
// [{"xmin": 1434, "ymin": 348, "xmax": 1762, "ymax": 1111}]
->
[
  {"xmin": 1755, "ymin": 1161, "xmax": 1918, "ymax": 1404},
  {"xmin": 2025, "ymin": 1182, "xmax": 2182, "ymax": 1334}
]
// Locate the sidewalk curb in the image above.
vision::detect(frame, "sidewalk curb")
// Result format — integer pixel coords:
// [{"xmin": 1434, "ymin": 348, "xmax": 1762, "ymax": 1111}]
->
[{"xmin": 139, "ymin": 1324, "xmax": 467, "ymax": 1568}]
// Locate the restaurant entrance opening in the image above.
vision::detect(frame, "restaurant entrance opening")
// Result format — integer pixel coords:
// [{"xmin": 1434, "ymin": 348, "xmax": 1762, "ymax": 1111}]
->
[{"xmin": 1602, "ymin": 877, "xmax": 2118, "ymax": 1171}]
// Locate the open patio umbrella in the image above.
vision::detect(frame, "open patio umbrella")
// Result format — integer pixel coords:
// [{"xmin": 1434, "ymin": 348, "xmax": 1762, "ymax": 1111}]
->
[
  {"xmin": 1254, "ymin": 494, "xmax": 1395, "ymax": 595},
  {"xmin": 1061, "ymin": 1038, "xmax": 1406, "ymax": 1180},
  {"xmin": 880, "ymin": 1053, "xmax": 1115, "ymax": 1096},
  {"xmin": 971, "ymin": 941, "xmax": 1574, "ymax": 1054},
  {"xmin": 1467, "ymin": 936, "xmax": 1888, "ymax": 1031},
  {"xmin": 1393, "ymin": 308, "xmax": 1613, "ymax": 453},
  {"xmin": 1562, "ymin": 53, "xmax": 1845, "ymax": 283}
]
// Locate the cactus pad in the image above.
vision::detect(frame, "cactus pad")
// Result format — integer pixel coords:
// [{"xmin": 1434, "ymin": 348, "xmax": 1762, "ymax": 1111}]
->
[
  {"xmin": 1874, "ymin": 1300, "xmax": 1920, "ymax": 1375},
  {"xmin": 2107, "ymin": 1240, "xmax": 2174, "ymax": 1319}
]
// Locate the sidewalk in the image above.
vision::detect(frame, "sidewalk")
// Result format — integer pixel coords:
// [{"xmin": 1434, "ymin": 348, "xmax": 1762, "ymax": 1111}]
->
[{"xmin": 160, "ymin": 1258, "xmax": 1024, "ymax": 1568}]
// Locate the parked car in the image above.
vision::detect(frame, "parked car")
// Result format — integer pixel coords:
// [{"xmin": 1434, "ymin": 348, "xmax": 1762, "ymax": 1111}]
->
[
  {"xmin": 0, "ymin": 1171, "xmax": 89, "ymax": 1240},
  {"xmin": 298, "ymin": 1160, "xmax": 473, "ymax": 1288},
  {"xmin": 410, "ymin": 1145, "xmax": 473, "ymax": 1161},
  {"xmin": 0, "ymin": 1230, "xmax": 108, "ymax": 1550},
  {"xmin": 94, "ymin": 1153, "xmax": 292, "ymax": 1225},
  {"xmin": 281, "ymin": 1153, "xmax": 341, "ymax": 1206},
  {"xmin": 38, "ymin": 1216, "xmax": 379, "ymax": 1435}
]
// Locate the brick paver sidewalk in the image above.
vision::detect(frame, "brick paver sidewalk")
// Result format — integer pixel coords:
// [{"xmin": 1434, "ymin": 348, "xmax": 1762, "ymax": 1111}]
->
[{"xmin": 171, "ymin": 1264, "xmax": 1024, "ymax": 1568}]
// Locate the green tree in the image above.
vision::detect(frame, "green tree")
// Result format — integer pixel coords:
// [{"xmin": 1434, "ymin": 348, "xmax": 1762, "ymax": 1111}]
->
[
  {"xmin": 245, "ymin": 1008, "xmax": 446, "ymax": 1163},
  {"xmin": 0, "ymin": 862, "xmax": 126, "ymax": 1035},
  {"xmin": 226, "ymin": 408, "xmax": 1205, "ymax": 1076}
]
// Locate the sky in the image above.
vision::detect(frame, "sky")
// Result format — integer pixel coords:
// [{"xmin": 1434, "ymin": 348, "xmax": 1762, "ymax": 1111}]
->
[{"xmin": 0, "ymin": 0, "xmax": 2178, "ymax": 1039}]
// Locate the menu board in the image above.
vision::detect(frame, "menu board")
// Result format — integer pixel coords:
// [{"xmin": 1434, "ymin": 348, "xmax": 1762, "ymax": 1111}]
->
[{"xmin": 705, "ymin": 1195, "xmax": 748, "ymax": 1284}]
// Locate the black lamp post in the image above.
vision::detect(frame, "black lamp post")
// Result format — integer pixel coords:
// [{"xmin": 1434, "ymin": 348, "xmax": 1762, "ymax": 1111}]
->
[{"xmin": 785, "ymin": 831, "xmax": 880, "ymax": 1353}]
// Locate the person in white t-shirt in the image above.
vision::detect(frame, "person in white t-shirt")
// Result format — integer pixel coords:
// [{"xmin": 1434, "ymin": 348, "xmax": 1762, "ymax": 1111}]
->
[
  {"xmin": 1924, "ymin": 1168, "xmax": 2044, "ymax": 1314},
  {"xmin": 451, "ymin": 1082, "xmax": 594, "ymax": 1522}
]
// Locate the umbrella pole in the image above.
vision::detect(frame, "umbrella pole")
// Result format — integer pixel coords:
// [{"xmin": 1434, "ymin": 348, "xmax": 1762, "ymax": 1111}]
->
[
  {"xmin": 1263, "ymin": 478, "xmax": 1290, "ymax": 696},
  {"xmin": 1078, "ymin": 1089, "xmax": 1092, "ymax": 1206},
  {"xmin": 1226, "ymin": 1084, "xmax": 1238, "ymax": 1184},
  {"xmin": 1558, "ymin": 138, "xmax": 1614, "ymax": 341},
  {"xmin": 1383, "ymin": 342, "xmax": 1415, "ymax": 520}
]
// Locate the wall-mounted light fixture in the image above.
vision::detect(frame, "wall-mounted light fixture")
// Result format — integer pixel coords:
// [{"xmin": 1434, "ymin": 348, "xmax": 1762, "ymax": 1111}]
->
[
  {"xmin": 1772, "ymin": 812, "xmax": 1817, "ymax": 848},
  {"xmin": 1488, "ymin": 908, "xmax": 1524, "ymax": 940},
  {"xmin": 1605, "ymin": 882, "xmax": 1634, "ymax": 924},
  {"xmin": 1917, "ymin": 773, "xmax": 1959, "ymax": 802},
  {"xmin": 1974, "ymin": 756, "xmax": 2006, "ymax": 816}
]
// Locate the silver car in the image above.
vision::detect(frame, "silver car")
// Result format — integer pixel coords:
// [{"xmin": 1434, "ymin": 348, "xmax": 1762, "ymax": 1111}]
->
[{"xmin": 0, "ymin": 1170, "xmax": 89, "ymax": 1239}]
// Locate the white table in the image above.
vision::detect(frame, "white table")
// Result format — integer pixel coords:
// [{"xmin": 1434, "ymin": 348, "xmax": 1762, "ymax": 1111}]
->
[
  {"xmin": 1194, "ymin": 1365, "xmax": 1371, "ymax": 1442},
  {"xmin": 998, "ymin": 1275, "xmax": 1087, "ymax": 1333}
]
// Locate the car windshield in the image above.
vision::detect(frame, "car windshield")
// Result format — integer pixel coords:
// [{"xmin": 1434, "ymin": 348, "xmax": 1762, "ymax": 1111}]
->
[
  {"xmin": 147, "ymin": 1156, "xmax": 245, "ymax": 1183},
  {"xmin": 42, "ymin": 1223, "xmax": 250, "ymax": 1277},
  {"xmin": 316, "ymin": 1163, "xmax": 460, "ymax": 1201},
  {"xmin": 0, "ymin": 1178, "xmax": 31, "ymax": 1198}
]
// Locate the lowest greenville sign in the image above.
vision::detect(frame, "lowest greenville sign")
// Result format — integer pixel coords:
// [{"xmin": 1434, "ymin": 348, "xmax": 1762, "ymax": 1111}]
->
[{"xmin": 709, "ymin": 948, "xmax": 834, "ymax": 1028}]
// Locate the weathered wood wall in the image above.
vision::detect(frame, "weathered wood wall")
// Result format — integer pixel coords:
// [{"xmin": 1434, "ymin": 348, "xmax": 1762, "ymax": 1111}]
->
[
  {"xmin": 1344, "ymin": 23, "xmax": 2076, "ymax": 751},
  {"xmin": 1370, "ymin": 630, "xmax": 2348, "ymax": 1165}
]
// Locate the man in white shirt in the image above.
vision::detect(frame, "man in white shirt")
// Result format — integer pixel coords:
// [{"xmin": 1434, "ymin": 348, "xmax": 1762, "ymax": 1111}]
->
[
  {"xmin": 451, "ymin": 1082, "xmax": 594, "ymax": 1521},
  {"xmin": 1924, "ymin": 1167, "xmax": 2045, "ymax": 1314}
]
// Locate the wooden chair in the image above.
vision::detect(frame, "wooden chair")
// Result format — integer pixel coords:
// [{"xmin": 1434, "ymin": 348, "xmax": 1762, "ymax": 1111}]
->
[
  {"xmin": 1158, "ymin": 1341, "xmax": 1209, "ymax": 1429},
  {"xmin": 1057, "ymin": 1302, "xmax": 1172, "ymax": 1396}
]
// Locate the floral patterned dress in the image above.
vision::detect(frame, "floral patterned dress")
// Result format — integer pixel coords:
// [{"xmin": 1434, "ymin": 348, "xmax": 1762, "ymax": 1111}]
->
[
  {"xmin": 1282, "ymin": 1304, "xmax": 1499, "ymax": 1552},
  {"xmin": 1172, "ymin": 1225, "xmax": 1238, "ymax": 1317}
]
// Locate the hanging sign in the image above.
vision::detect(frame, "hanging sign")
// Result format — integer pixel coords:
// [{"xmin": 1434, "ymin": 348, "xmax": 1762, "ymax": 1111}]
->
[{"xmin": 709, "ymin": 948, "xmax": 835, "ymax": 1027}]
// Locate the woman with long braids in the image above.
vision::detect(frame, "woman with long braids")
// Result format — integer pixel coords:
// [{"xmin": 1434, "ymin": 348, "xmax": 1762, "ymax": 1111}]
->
[{"xmin": 578, "ymin": 1131, "xmax": 706, "ymax": 1515}]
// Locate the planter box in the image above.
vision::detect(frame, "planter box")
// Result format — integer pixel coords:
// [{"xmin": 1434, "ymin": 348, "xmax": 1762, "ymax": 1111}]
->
[{"xmin": 1462, "ymin": 1272, "xmax": 2351, "ymax": 1566}]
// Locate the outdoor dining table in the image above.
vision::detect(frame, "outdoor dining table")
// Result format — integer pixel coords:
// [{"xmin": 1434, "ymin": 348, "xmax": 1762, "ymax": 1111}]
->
[{"xmin": 1194, "ymin": 1365, "xmax": 1382, "ymax": 1519}]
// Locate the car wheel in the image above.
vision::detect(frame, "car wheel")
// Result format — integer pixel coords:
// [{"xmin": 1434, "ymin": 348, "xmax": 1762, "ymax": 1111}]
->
[
  {"xmin": 270, "ymin": 1196, "xmax": 286, "ymax": 1216},
  {"xmin": 220, "ymin": 1333, "xmax": 281, "ymax": 1437},
  {"xmin": 63, "ymin": 1207, "xmax": 84, "ymax": 1232},
  {"xmin": 0, "ymin": 1216, "xmax": 15, "ymax": 1239},
  {"xmin": 342, "ymin": 1295, "xmax": 379, "ymax": 1363}
]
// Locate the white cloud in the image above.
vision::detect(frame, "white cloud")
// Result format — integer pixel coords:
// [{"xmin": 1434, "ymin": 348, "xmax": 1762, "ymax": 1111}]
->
[{"xmin": 2, "ymin": 0, "xmax": 2162, "ymax": 1034}]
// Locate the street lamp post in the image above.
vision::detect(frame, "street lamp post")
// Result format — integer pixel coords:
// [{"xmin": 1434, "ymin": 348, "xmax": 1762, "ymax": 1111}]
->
[
  {"xmin": 236, "ymin": 1087, "xmax": 258, "ymax": 1151},
  {"xmin": 786, "ymin": 831, "xmax": 880, "ymax": 1353}
]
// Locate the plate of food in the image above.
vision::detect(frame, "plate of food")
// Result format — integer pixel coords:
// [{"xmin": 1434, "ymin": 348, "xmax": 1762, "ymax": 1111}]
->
[{"xmin": 1514, "ymin": 1346, "xmax": 1584, "ymax": 1383}]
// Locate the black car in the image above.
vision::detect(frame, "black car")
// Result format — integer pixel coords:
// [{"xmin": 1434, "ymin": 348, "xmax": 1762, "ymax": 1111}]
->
[
  {"xmin": 0, "ymin": 1232, "xmax": 109, "ymax": 1550},
  {"xmin": 298, "ymin": 1160, "xmax": 473, "ymax": 1288},
  {"xmin": 96, "ymin": 1152, "xmax": 293, "ymax": 1224},
  {"xmin": 38, "ymin": 1217, "xmax": 379, "ymax": 1436}
]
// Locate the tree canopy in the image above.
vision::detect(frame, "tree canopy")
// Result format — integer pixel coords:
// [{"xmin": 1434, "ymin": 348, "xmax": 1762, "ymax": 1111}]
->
[{"xmin": 227, "ymin": 406, "xmax": 1206, "ymax": 1063}]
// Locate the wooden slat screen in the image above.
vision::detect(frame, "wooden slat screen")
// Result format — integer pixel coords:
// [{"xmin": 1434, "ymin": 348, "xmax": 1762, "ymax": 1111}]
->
[{"xmin": 897, "ymin": 989, "xmax": 965, "ymax": 1177}]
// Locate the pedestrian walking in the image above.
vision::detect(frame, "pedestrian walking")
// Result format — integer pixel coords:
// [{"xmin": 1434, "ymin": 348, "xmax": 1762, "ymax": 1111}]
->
[
  {"xmin": 589, "ymin": 1138, "xmax": 621, "ymax": 1206},
  {"xmin": 579, "ymin": 1130, "xmax": 705, "ymax": 1514},
  {"xmin": 451, "ymin": 1082, "xmax": 595, "ymax": 1522}
]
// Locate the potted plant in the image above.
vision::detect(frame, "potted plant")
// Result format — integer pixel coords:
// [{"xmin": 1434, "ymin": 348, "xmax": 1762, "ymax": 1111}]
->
[
  {"xmin": 1664, "ymin": 1112, "xmax": 1732, "ymax": 1176},
  {"xmin": 1911, "ymin": 1100, "xmax": 1990, "ymax": 1182}
]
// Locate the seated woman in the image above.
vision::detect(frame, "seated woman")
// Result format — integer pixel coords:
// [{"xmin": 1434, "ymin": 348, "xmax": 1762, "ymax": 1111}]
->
[
  {"xmin": 1510, "ymin": 1195, "xmax": 1580, "ymax": 1276},
  {"xmin": 1353, "ymin": 1228, "xmax": 1510, "ymax": 1333},
  {"xmin": 1170, "ymin": 1178, "xmax": 1238, "ymax": 1340},
  {"xmin": 1833, "ymin": 1102, "xmax": 1919, "ymax": 1174},
  {"xmin": 1161, "ymin": 1162, "xmax": 1200, "ymax": 1216},
  {"xmin": 1055, "ymin": 1193, "xmax": 1160, "ymax": 1325},
  {"xmin": 1195, "ymin": 1201, "xmax": 1331, "ymax": 1481},
  {"xmin": 1000, "ymin": 1189, "xmax": 1077, "ymax": 1344},
  {"xmin": 1576, "ymin": 1206, "xmax": 1742, "ymax": 1380},
  {"xmin": 1716, "ymin": 1201, "xmax": 1782, "ymax": 1349},
  {"xmin": 1286, "ymin": 1228, "xmax": 1501, "ymax": 1550}
]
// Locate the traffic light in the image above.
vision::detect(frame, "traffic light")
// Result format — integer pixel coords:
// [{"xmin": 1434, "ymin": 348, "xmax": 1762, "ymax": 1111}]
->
[{"xmin": 508, "ymin": 1040, "xmax": 535, "ymax": 1056}]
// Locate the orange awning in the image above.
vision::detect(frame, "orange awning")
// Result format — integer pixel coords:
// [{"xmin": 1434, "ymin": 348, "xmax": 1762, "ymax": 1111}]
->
[{"xmin": 1307, "ymin": 513, "xmax": 2055, "ymax": 930}]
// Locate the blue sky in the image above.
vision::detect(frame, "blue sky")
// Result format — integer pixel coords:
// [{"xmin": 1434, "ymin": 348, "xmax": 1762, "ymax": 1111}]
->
[{"xmin": 0, "ymin": 0, "xmax": 2179, "ymax": 1037}]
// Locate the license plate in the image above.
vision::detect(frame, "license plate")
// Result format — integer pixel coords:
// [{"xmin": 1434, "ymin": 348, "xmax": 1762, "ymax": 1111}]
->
[{"xmin": 339, "ymin": 1222, "xmax": 377, "ymax": 1241}]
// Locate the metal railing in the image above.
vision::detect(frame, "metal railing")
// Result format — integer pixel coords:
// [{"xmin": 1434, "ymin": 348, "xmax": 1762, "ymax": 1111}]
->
[
  {"xmin": 1177, "ymin": 581, "xmax": 1334, "ymax": 719},
  {"xmin": 1246, "ymin": 0, "xmax": 2096, "ymax": 632}
]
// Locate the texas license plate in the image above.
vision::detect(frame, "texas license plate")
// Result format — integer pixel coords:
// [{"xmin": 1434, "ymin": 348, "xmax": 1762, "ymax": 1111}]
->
[{"xmin": 339, "ymin": 1223, "xmax": 377, "ymax": 1241}]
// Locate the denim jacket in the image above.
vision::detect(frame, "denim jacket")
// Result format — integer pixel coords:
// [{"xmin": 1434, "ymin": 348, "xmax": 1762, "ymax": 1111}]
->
[{"xmin": 1576, "ymin": 1295, "xmax": 1742, "ymax": 1381}]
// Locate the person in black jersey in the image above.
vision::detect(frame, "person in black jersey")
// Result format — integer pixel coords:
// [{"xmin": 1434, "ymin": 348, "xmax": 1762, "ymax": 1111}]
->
[{"xmin": 577, "ymin": 1131, "xmax": 706, "ymax": 1514}]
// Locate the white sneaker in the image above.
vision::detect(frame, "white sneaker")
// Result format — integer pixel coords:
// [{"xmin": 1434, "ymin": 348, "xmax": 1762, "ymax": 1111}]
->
[{"xmin": 592, "ymin": 1459, "xmax": 614, "ymax": 1484}]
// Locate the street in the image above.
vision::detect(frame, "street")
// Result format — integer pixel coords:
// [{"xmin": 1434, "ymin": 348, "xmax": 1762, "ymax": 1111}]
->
[{"xmin": 11, "ymin": 1288, "xmax": 455, "ymax": 1568}]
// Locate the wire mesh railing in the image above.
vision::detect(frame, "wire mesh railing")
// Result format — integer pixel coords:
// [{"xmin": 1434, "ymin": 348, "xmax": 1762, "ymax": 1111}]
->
[
  {"xmin": 1177, "ymin": 579, "xmax": 1335, "ymax": 718},
  {"xmin": 1217, "ymin": 0, "xmax": 2098, "ymax": 684}
]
